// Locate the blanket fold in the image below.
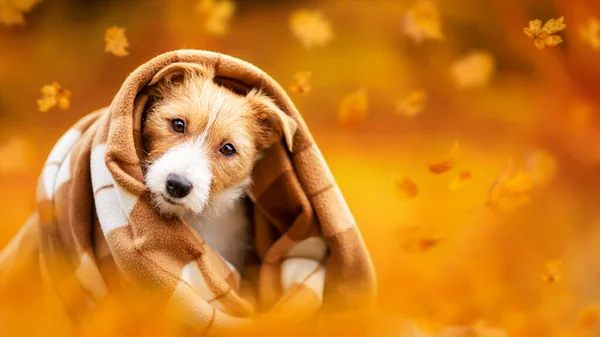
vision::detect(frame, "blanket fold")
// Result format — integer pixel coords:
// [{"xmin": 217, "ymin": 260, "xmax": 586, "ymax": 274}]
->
[{"xmin": 0, "ymin": 50, "xmax": 376, "ymax": 334}]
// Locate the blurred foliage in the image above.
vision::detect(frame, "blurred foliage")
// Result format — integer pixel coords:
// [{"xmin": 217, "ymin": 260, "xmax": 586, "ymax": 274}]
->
[{"xmin": 2, "ymin": 0, "xmax": 600, "ymax": 336}]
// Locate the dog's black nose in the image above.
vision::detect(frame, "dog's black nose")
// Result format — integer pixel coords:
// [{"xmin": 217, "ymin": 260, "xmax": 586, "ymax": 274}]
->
[{"xmin": 166, "ymin": 173, "xmax": 192, "ymax": 198}]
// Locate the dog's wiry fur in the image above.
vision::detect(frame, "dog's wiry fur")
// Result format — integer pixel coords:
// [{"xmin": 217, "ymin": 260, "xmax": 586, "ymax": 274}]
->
[{"xmin": 141, "ymin": 64, "xmax": 296, "ymax": 270}]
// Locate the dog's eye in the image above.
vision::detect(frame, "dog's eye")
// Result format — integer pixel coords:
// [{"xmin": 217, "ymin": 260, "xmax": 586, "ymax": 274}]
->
[
  {"xmin": 170, "ymin": 119, "xmax": 186, "ymax": 134},
  {"xmin": 219, "ymin": 143, "xmax": 236, "ymax": 157}
]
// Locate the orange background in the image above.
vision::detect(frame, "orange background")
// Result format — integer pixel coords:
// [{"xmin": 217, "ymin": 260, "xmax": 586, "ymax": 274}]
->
[{"xmin": 2, "ymin": 0, "xmax": 600, "ymax": 336}]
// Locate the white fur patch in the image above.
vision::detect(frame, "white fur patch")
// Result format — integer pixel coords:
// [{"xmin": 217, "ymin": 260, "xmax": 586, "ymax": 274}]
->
[
  {"xmin": 145, "ymin": 140, "xmax": 212, "ymax": 216},
  {"xmin": 41, "ymin": 164, "xmax": 60, "ymax": 199}
]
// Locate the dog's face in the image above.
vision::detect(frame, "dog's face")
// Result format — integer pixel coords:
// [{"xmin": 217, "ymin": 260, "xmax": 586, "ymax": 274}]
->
[{"xmin": 141, "ymin": 64, "xmax": 296, "ymax": 217}]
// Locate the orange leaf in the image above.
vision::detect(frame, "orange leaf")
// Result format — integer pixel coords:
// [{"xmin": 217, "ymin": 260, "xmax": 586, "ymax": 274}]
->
[
  {"xmin": 393, "ymin": 175, "xmax": 419, "ymax": 199},
  {"xmin": 338, "ymin": 88, "xmax": 368, "ymax": 129},
  {"xmin": 290, "ymin": 71, "xmax": 312, "ymax": 95},
  {"xmin": 448, "ymin": 170, "xmax": 472, "ymax": 190},
  {"xmin": 428, "ymin": 141, "xmax": 459, "ymax": 174},
  {"xmin": 104, "ymin": 26, "xmax": 129, "ymax": 57},
  {"xmin": 290, "ymin": 10, "xmax": 333, "ymax": 48}
]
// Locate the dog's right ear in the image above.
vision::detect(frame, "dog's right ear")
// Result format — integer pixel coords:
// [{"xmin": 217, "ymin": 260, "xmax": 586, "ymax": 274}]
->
[{"xmin": 147, "ymin": 63, "xmax": 212, "ymax": 86}]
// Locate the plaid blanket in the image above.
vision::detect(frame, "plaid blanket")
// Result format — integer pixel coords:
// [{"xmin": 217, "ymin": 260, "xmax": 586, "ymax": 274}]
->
[{"xmin": 0, "ymin": 50, "xmax": 376, "ymax": 334}]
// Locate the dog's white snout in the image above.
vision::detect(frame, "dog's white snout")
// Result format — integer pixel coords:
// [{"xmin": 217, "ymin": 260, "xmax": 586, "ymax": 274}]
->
[{"xmin": 146, "ymin": 141, "xmax": 213, "ymax": 215}]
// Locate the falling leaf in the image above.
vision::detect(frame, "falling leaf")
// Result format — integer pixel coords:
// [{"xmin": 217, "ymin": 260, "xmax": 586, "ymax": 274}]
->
[
  {"xmin": 196, "ymin": 0, "xmax": 235, "ymax": 35},
  {"xmin": 104, "ymin": 26, "xmax": 129, "ymax": 57},
  {"xmin": 395, "ymin": 90, "xmax": 427, "ymax": 118},
  {"xmin": 402, "ymin": 0, "xmax": 444, "ymax": 43},
  {"xmin": 579, "ymin": 18, "xmax": 600, "ymax": 50},
  {"xmin": 526, "ymin": 149, "xmax": 558, "ymax": 186},
  {"xmin": 37, "ymin": 82, "xmax": 72, "ymax": 112},
  {"xmin": 399, "ymin": 226, "xmax": 441, "ymax": 253},
  {"xmin": 393, "ymin": 174, "xmax": 419, "ymax": 199},
  {"xmin": 440, "ymin": 322, "xmax": 508, "ymax": 337},
  {"xmin": 541, "ymin": 259, "xmax": 563, "ymax": 284},
  {"xmin": 0, "ymin": 137, "xmax": 35, "ymax": 174},
  {"xmin": 428, "ymin": 141, "xmax": 459, "ymax": 174},
  {"xmin": 449, "ymin": 51, "xmax": 495, "ymax": 89},
  {"xmin": 487, "ymin": 159, "xmax": 534, "ymax": 212},
  {"xmin": 290, "ymin": 71, "xmax": 312, "ymax": 95},
  {"xmin": 524, "ymin": 17, "xmax": 566, "ymax": 49},
  {"xmin": 0, "ymin": 0, "xmax": 40, "ymax": 26},
  {"xmin": 338, "ymin": 88, "xmax": 368, "ymax": 129},
  {"xmin": 290, "ymin": 10, "xmax": 333, "ymax": 48},
  {"xmin": 449, "ymin": 170, "xmax": 472, "ymax": 190},
  {"xmin": 580, "ymin": 303, "xmax": 600, "ymax": 329}
]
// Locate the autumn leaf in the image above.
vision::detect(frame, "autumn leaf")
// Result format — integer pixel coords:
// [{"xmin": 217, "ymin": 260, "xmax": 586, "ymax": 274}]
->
[
  {"xmin": 428, "ymin": 141, "xmax": 459, "ymax": 174},
  {"xmin": 338, "ymin": 88, "xmax": 368, "ymax": 129},
  {"xmin": 440, "ymin": 322, "xmax": 508, "ymax": 337},
  {"xmin": 580, "ymin": 303, "xmax": 600, "ymax": 330},
  {"xmin": 37, "ymin": 82, "xmax": 72, "ymax": 112},
  {"xmin": 541, "ymin": 259, "xmax": 563, "ymax": 284},
  {"xmin": 196, "ymin": 0, "xmax": 235, "ymax": 36},
  {"xmin": 524, "ymin": 17, "xmax": 566, "ymax": 49},
  {"xmin": 0, "ymin": 0, "xmax": 40, "ymax": 26},
  {"xmin": 399, "ymin": 225, "xmax": 441, "ymax": 253},
  {"xmin": 487, "ymin": 159, "xmax": 533, "ymax": 212},
  {"xmin": 392, "ymin": 174, "xmax": 419, "ymax": 199},
  {"xmin": 402, "ymin": 0, "xmax": 444, "ymax": 44},
  {"xmin": 104, "ymin": 26, "xmax": 129, "ymax": 57},
  {"xmin": 579, "ymin": 18, "xmax": 600, "ymax": 50},
  {"xmin": 449, "ymin": 170, "xmax": 472, "ymax": 190},
  {"xmin": 525, "ymin": 149, "xmax": 558, "ymax": 186},
  {"xmin": 290, "ymin": 71, "xmax": 312, "ymax": 95},
  {"xmin": 0, "ymin": 137, "xmax": 35, "ymax": 174},
  {"xmin": 449, "ymin": 51, "xmax": 495, "ymax": 89},
  {"xmin": 395, "ymin": 89, "xmax": 427, "ymax": 118},
  {"xmin": 290, "ymin": 10, "xmax": 333, "ymax": 48}
]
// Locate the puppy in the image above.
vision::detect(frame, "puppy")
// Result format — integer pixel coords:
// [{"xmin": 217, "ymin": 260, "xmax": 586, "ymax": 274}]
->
[{"xmin": 141, "ymin": 63, "xmax": 296, "ymax": 271}]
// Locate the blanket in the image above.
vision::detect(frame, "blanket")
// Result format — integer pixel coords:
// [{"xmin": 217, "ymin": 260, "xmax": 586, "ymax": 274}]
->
[{"xmin": 0, "ymin": 50, "xmax": 376, "ymax": 335}]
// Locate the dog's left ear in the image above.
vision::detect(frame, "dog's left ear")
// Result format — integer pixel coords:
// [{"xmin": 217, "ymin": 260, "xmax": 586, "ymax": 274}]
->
[
  {"xmin": 247, "ymin": 90, "xmax": 298, "ymax": 151},
  {"xmin": 148, "ymin": 62, "xmax": 212, "ymax": 86}
]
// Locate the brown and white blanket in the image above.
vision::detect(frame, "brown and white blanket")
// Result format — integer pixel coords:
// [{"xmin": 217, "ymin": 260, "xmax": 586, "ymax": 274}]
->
[{"xmin": 0, "ymin": 50, "xmax": 376, "ymax": 335}]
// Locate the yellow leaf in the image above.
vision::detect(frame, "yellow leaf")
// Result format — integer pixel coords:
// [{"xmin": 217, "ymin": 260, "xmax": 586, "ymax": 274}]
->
[
  {"xmin": 289, "ymin": 71, "xmax": 312, "ymax": 95},
  {"xmin": 37, "ymin": 81, "xmax": 71, "ymax": 112},
  {"xmin": 0, "ymin": 137, "xmax": 35, "ymax": 174},
  {"xmin": 104, "ymin": 26, "xmax": 129, "ymax": 57},
  {"xmin": 449, "ymin": 51, "xmax": 495, "ymax": 89},
  {"xmin": 399, "ymin": 226, "xmax": 441, "ymax": 253},
  {"xmin": 0, "ymin": 0, "xmax": 40, "ymax": 26},
  {"xmin": 402, "ymin": 0, "xmax": 444, "ymax": 43},
  {"xmin": 290, "ymin": 10, "xmax": 333, "ymax": 48},
  {"xmin": 541, "ymin": 259, "xmax": 563, "ymax": 284},
  {"xmin": 487, "ymin": 159, "xmax": 534, "ymax": 212},
  {"xmin": 449, "ymin": 170, "xmax": 472, "ymax": 190},
  {"xmin": 580, "ymin": 303, "xmax": 600, "ymax": 330},
  {"xmin": 524, "ymin": 17, "xmax": 566, "ymax": 49},
  {"xmin": 393, "ymin": 174, "xmax": 419, "ymax": 199},
  {"xmin": 579, "ymin": 18, "xmax": 600, "ymax": 50},
  {"xmin": 428, "ymin": 141, "xmax": 459, "ymax": 174},
  {"xmin": 196, "ymin": 0, "xmax": 235, "ymax": 36},
  {"xmin": 526, "ymin": 149, "xmax": 558, "ymax": 186},
  {"xmin": 338, "ymin": 88, "xmax": 368, "ymax": 129},
  {"xmin": 395, "ymin": 89, "xmax": 427, "ymax": 118}
]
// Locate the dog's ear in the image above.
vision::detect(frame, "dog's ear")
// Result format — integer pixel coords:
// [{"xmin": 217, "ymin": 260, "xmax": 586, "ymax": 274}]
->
[
  {"xmin": 247, "ymin": 89, "xmax": 298, "ymax": 151},
  {"xmin": 148, "ymin": 63, "xmax": 212, "ymax": 86}
]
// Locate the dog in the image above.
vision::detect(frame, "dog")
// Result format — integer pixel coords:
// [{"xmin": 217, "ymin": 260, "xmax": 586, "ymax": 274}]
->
[{"xmin": 140, "ymin": 63, "xmax": 296, "ymax": 271}]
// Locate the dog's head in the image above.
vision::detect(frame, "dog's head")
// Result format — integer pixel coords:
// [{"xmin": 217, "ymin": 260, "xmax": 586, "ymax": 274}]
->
[{"xmin": 141, "ymin": 63, "xmax": 296, "ymax": 217}]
